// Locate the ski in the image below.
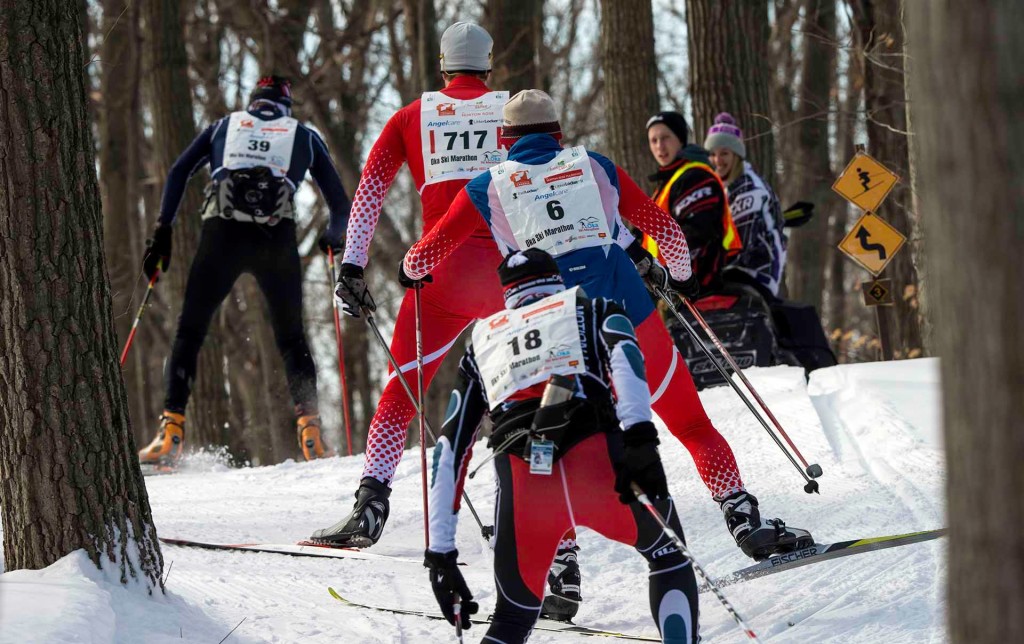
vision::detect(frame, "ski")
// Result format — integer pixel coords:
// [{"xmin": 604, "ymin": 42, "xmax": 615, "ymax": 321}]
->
[
  {"xmin": 706, "ymin": 528, "xmax": 947, "ymax": 590},
  {"xmin": 327, "ymin": 587, "xmax": 660, "ymax": 642},
  {"xmin": 141, "ymin": 465, "xmax": 177, "ymax": 477},
  {"xmin": 158, "ymin": 537, "xmax": 421, "ymax": 563}
]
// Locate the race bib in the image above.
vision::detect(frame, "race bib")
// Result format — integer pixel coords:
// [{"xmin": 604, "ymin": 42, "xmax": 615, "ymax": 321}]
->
[
  {"xmin": 472, "ymin": 287, "xmax": 586, "ymax": 409},
  {"xmin": 223, "ymin": 111, "xmax": 299, "ymax": 177},
  {"xmin": 491, "ymin": 146, "xmax": 612, "ymax": 257},
  {"xmin": 420, "ymin": 92, "xmax": 508, "ymax": 186}
]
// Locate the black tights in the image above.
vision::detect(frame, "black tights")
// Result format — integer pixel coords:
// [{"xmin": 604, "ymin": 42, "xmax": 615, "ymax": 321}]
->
[{"xmin": 164, "ymin": 218, "xmax": 317, "ymax": 414}]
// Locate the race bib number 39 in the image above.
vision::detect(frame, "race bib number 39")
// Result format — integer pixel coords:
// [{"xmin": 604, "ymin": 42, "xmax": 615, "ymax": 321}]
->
[
  {"xmin": 420, "ymin": 91, "xmax": 508, "ymax": 186},
  {"xmin": 223, "ymin": 112, "xmax": 299, "ymax": 176},
  {"xmin": 472, "ymin": 287, "xmax": 586, "ymax": 409},
  {"xmin": 491, "ymin": 146, "xmax": 612, "ymax": 257}
]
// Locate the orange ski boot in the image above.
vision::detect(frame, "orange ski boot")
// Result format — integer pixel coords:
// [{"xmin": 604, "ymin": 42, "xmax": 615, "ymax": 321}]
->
[
  {"xmin": 298, "ymin": 415, "xmax": 335, "ymax": 461},
  {"xmin": 139, "ymin": 411, "xmax": 185, "ymax": 467}
]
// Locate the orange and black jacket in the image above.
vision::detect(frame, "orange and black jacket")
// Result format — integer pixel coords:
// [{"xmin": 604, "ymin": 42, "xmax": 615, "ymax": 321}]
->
[{"xmin": 645, "ymin": 145, "xmax": 740, "ymax": 291}]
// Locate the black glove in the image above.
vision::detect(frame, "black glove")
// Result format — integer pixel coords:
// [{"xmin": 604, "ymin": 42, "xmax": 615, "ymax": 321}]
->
[
  {"xmin": 397, "ymin": 262, "xmax": 433, "ymax": 289},
  {"xmin": 142, "ymin": 224, "xmax": 172, "ymax": 280},
  {"xmin": 317, "ymin": 231, "xmax": 344, "ymax": 256},
  {"xmin": 613, "ymin": 421, "xmax": 669, "ymax": 504},
  {"xmin": 424, "ymin": 549, "xmax": 479, "ymax": 629},
  {"xmin": 334, "ymin": 263, "xmax": 376, "ymax": 318},
  {"xmin": 669, "ymin": 272, "xmax": 700, "ymax": 300}
]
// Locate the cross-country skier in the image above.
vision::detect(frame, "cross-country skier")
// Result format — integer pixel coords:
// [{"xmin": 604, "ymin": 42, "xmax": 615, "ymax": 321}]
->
[
  {"xmin": 644, "ymin": 111, "xmax": 742, "ymax": 292},
  {"xmin": 704, "ymin": 112, "xmax": 787, "ymax": 300},
  {"xmin": 423, "ymin": 248, "xmax": 700, "ymax": 644},
  {"xmin": 138, "ymin": 76, "xmax": 350, "ymax": 467},
  {"xmin": 402, "ymin": 89, "xmax": 812, "ymax": 620},
  {"xmin": 310, "ymin": 23, "xmax": 511, "ymax": 546}
]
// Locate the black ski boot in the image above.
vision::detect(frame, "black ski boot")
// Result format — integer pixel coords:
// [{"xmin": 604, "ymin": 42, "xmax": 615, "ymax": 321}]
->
[
  {"xmin": 310, "ymin": 477, "xmax": 391, "ymax": 548},
  {"xmin": 719, "ymin": 491, "xmax": 814, "ymax": 561},
  {"xmin": 540, "ymin": 546, "xmax": 582, "ymax": 622}
]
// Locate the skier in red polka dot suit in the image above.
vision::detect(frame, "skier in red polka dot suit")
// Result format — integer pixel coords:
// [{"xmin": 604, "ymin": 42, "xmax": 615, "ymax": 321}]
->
[{"xmin": 310, "ymin": 23, "xmax": 511, "ymax": 547}]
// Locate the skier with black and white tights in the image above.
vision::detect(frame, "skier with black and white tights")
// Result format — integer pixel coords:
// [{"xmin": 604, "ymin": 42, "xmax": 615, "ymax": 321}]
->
[
  {"xmin": 423, "ymin": 248, "xmax": 701, "ymax": 644},
  {"xmin": 402, "ymin": 89, "xmax": 813, "ymax": 621},
  {"xmin": 137, "ymin": 76, "xmax": 350, "ymax": 468}
]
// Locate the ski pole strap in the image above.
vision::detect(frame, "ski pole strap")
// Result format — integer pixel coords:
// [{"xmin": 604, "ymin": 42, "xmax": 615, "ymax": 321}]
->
[{"xmin": 630, "ymin": 484, "xmax": 762, "ymax": 643}]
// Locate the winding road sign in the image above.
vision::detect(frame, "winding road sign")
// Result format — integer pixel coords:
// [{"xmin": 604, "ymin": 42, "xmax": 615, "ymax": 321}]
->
[{"xmin": 839, "ymin": 213, "xmax": 907, "ymax": 276}]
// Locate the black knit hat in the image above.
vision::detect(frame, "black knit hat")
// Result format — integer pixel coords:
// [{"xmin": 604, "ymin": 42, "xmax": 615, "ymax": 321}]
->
[
  {"xmin": 250, "ymin": 75, "xmax": 294, "ymax": 108},
  {"xmin": 646, "ymin": 111, "xmax": 689, "ymax": 147},
  {"xmin": 498, "ymin": 248, "xmax": 563, "ymax": 294}
]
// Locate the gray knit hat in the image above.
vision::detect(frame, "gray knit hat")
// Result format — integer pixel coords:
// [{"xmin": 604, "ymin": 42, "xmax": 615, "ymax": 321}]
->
[
  {"xmin": 501, "ymin": 89, "xmax": 561, "ymax": 140},
  {"xmin": 703, "ymin": 112, "xmax": 746, "ymax": 158},
  {"xmin": 440, "ymin": 22, "xmax": 493, "ymax": 72}
]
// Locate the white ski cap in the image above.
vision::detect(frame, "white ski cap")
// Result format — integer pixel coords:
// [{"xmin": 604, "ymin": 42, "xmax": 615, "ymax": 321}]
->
[{"xmin": 439, "ymin": 22, "xmax": 493, "ymax": 72}]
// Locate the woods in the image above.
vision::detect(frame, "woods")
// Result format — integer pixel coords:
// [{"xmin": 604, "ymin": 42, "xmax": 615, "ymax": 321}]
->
[{"xmin": 2, "ymin": 7, "xmax": 1018, "ymax": 642}]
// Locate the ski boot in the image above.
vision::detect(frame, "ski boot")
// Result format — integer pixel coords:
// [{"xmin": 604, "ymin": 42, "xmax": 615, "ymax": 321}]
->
[
  {"xmin": 138, "ymin": 411, "xmax": 185, "ymax": 467},
  {"xmin": 297, "ymin": 414, "xmax": 334, "ymax": 461},
  {"xmin": 540, "ymin": 545, "xmax": 582, "ymax": 622},
  {"xmin": 719, "ymin": 491, "xmax": 814, "ymax": 560},
  {"xmin": 309, "ymin": 477, "xmax": 391, "ymax": 547}
]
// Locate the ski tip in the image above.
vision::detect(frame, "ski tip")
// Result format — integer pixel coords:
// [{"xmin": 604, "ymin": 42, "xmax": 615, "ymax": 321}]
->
[{"xmin": 327, "ymin": 587, "xmax": 345, "ymax": 602}]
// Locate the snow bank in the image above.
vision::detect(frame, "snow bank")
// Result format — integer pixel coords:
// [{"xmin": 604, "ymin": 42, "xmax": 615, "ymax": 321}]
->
[
  {"xmin": 0, "ymin": 550, "xmax": 236, "ymax": 644},
  {"xmin": 0, "ymin": 359, "xmax": 948, "ymax": 642}
]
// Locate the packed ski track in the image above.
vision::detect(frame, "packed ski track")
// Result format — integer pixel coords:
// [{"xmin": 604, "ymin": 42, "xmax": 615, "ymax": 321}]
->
[{"xmin": 0, "ymin": 359, "xmax": 947, "ymax": 643}]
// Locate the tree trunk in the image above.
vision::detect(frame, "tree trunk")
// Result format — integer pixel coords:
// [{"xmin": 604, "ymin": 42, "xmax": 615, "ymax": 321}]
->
[
  {"xmin": 403, "ymin": 0, "xmax": 440, "ymax": 98},
  {"xmin": 0, "ymin": 0, "xmax": 163, "ymax": 588},
  {"xmin": 827, "ymin": 46, "xmax": 862, "ymax": 346},
  {"xmin": 905, "ymin": 1, "xmax": 1024, "ymax": 641},
  {"xmin": 686, "ymin": 0, "xmax": 775, "ymax": 182},
  {"xmin": 852, "ymin": 0, "xmax": 924, "ymax": 358},
  {"xmin": 781, "ymin": 0, "xmax": 837, "ymax": 316},
  {"xmin": 598, "ymin": 0, "xmax": 660, "ymax": 183},
  {"xmin": 484, "ymin": 0, "xmax": 544, "ymax": 95},
  {"xmin": 145, "ymin": 0, "xmax": 230, "ymax": 445}
]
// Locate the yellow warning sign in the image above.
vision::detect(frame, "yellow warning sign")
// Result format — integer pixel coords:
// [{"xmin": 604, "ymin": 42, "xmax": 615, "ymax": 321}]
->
[
  {"xmin": 839, "ymin": 213, "xmax": 907, "ymax": 276},
  {"xmin": 833, "ymin": 152, "xmax": 900, "ymax": 213}
]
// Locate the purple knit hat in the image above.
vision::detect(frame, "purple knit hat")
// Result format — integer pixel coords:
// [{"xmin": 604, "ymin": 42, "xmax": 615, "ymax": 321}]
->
[{"xmin": 704, "ymin": 112, "xmax": 746, "ymax": 158}]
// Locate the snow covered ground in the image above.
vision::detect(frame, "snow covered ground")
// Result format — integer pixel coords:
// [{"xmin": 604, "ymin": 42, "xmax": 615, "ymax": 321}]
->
[{"xmin": 0, "ymin": 359, "xmax": 947, "ymax": 643}]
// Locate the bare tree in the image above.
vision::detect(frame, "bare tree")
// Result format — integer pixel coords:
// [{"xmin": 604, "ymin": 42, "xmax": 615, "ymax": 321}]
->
[
  {"xmin": 851, "ymin": 0, "xmax": 924, "ymax": 358},
  {"xmin": 906, "ymin": 0, "xmax": 1024, "ymax": 641},
  {"xmin": 0, "ymin": 0, "xmax": 163, "ymax": 588},
  {"xmin": 686, "ymin": 0, "xmax": 775, "ymax": 181},
  {"xmin": 145, "ymin": 0, "xmax": 231, "ymax": 447},
  {"xmin": 599, "ymin": 0, "xmax": 660, "ymax": 181},
  {"xmin": 484, "ymin": 0, "xmax": 545, "ymax": 94},
  {"xmin": 782, "ymin": 0, "xmax": 838, "ymax": 315}
]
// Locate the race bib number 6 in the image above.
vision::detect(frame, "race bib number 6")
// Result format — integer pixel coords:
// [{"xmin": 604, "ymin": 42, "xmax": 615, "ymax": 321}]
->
[{"xmin": 472, "ymin": 287, "xmax": 586, "ymax": 409}]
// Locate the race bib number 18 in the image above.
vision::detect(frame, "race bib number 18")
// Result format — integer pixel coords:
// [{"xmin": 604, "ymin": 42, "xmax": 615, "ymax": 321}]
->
[
  {"xmin": 420, "ymin": 91, "xmax": 508, "ymax": 186},
  {"xmin": 472, "ymin": 287, "xmax": 586, "ymax": 409}
]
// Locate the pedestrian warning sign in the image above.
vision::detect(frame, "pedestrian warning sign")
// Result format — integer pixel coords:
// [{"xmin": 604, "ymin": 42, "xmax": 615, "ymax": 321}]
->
[
  {"xmin": 833, "ymin": 152, "xmax": 900, "ymax": 213},
  {"xmin": 839, "ymin": 213, "xmax": 907, "ymax": 276},
  {"xmin": 861, "ymin": 278, "xmax": 895, "ymax": 306}
]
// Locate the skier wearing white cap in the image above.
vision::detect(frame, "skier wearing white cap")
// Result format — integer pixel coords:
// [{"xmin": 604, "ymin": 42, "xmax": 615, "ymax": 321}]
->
[{"xmin": 312, "ymin": 23, "xmax": 511, "ymax": 548}]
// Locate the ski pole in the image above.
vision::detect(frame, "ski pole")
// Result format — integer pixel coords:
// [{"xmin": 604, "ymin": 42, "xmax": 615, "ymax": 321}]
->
[
  {"xmin": 120, "ymin": 266, "xmax": 160, "ymax": 366},
  {"xmin": 414, "ymin": 284, "xmax": 430, "ymax": 550},
  {"xmin": 362, "ymin": 307, "xmax": 492, "ymax": 541},
  {"xmin": 453, "ymin": 591, "xmax": 463, "ymax": 643},
  {"xmin": 679, "ymin": 294, "xmax": 822, "ymax": 479},
  {"xmin": 327, "ymin": 248, "xmax": 354, "ymax": 456},
  {"xmin": 631, "ymin": 483, "xmax": 762, "ymax": 643},
  {"xmin": 654, "ymin": 287, "xmax": 821, "ymax": 494}
]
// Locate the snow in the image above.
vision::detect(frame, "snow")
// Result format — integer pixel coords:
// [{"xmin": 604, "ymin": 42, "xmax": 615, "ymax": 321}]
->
[{"xmin": 0, "ymin": 359, "xmax": 947, "ymax": 643}]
